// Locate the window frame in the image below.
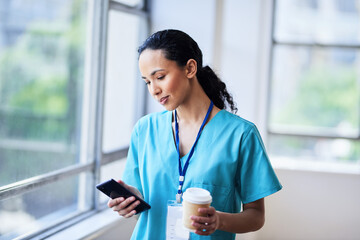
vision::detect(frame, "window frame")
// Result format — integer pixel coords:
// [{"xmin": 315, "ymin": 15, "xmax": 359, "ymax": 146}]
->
[
  {"xmin": 0, "ymin": 0, "xmax": 149, "ymax": 239},
  {"xmin": 266, "ymin": 0, "xmax": 360, "ymax": 150}
]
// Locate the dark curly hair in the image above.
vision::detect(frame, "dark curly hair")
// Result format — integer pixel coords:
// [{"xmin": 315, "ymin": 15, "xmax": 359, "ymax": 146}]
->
[{"xmin": 138, "ymin": 29, "xmax": 237, "ymax": 113}]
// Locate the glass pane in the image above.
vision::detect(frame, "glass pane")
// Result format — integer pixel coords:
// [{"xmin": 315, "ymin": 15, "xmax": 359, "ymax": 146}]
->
[
  {"xmin": 99, "ymin": 158, "xmax": 127, "ymax": 203},
  {"xmin": 0, "ymin": 0, "xmax": 89, "ymax": 185},
  {"xmin": 268, "ymin": 134, "xmax": 360, "ymax": 164},
  {"xmin": 0, "ymin": 172, "xmax": 93, "ymax": 239},
  {"xmin": 102, "ymin": 10, "xmax": 145, "ymax": 153},
  {"xmin": 269, "ymin": 45, "xmax": 360, "ymax": 137},
  {"xmin": 275, "ymin": 0, "xmax": 360, "ymax": 44}
]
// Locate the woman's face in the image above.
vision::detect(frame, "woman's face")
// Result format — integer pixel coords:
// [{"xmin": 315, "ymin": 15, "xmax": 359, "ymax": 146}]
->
[{"xmin": 139, "ymin": 49, "xmax": 191, "ymax": 111}]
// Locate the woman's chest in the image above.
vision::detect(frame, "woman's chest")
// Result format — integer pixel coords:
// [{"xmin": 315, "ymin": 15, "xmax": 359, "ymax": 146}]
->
[
  {"xmin": 172, "ymin": 121, "xmax": 203, "ymax": 158},
  {"xmin": 139, "ymin": 132, "xmax": 240, "ymax": 187}
]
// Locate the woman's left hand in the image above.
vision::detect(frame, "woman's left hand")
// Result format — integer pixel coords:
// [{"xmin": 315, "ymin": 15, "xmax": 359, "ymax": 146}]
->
[{"xmin": 190, "ymin": 207, "xmax": 220, "ymax": 235}]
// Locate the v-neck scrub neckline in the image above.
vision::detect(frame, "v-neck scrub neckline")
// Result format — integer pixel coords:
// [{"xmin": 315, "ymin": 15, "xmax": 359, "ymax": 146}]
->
[{"xmin": 168, "ymin": 109, "xmax": 225, "ymax": 160}]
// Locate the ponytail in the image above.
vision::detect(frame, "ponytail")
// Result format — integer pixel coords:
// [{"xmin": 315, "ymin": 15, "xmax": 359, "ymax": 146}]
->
[{"xmin": 197, "ymin": 66, "xmax": 237, "ymax": 113}]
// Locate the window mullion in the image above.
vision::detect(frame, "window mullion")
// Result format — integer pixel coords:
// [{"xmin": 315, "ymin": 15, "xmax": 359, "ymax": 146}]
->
[
  {"xmin": 92, "ymin": 0, "xmax": 110, "ymax": 211},
  {"xmin": 273, "ymin": 40, "xmax": 360, "ymax": 49},
  {"xmin": 0, "ymin": 163, "xmax": 94, "ymax": 200}
]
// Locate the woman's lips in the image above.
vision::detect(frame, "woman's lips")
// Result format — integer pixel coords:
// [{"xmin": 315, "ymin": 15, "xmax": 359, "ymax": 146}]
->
[{"xmin": 159, "ymin": 96, "xmax": 169, "ymax": 105}]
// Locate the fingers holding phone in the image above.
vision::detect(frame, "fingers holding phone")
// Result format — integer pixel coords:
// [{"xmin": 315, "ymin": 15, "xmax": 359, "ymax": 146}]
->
[
  {"xmin": 108, "ymin": 195, "xmax": 140, "ymax": 218},
  {"xmin": 97, "ymin": 179, "xmax": 151, "ymax": 217}
]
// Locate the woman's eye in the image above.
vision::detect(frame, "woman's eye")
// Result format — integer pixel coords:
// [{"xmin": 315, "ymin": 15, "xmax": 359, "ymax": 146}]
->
[
  {"xmin": 145, "ymin": 81, "xmax": 150, "ymax": 85},
  {"xmin": 157, "ymin": 76, "xmax": 165, "ymax": 80}
]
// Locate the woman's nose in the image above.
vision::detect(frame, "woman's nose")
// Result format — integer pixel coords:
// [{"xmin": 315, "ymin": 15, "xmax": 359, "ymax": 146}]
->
[{"xmin": 150, "ymin": 82, "xmax": 161, "ymax": 96}]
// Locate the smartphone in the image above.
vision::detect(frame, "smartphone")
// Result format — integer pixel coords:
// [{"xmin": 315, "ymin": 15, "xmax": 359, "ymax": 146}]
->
[{"xmin": 96, "ymin": 179, "xmax": 151, "ymax": 214}]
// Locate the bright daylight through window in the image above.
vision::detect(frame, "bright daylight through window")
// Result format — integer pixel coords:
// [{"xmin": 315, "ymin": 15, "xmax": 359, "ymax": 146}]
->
[
  {"xmin": 267, "ymin": 0, "xmax": 360, "ymax": 165},
  {"xmin": 0, "ymin": 1, "xmax": 90, "ymax": 238},
  {"xmin": 0, "ymin": 0, "xmax": 147, "ymax": 239}
]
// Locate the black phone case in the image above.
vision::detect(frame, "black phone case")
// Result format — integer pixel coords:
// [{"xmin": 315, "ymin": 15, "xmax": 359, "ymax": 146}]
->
[{"xmin": 96, "ymin": 179, "xmax": 151, "ymax": 214}]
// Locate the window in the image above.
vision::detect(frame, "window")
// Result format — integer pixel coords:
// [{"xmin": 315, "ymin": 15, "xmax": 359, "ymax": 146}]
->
[
  {"xmin": 99, "ymin": 6, "xmax": 148, "ymax": 204},
  {"xmin": 267, "ymin": 0, "xmax": 360, "ymax": 164},
  {"xmin": 0, "ymin": 0, "xmax": 148, "ymax": 239}
]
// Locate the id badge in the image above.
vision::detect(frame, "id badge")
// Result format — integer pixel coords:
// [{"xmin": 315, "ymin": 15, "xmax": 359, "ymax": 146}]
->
[{"xmin": 166, "ymin": 200, "xmax": 189, "ymax": 240}]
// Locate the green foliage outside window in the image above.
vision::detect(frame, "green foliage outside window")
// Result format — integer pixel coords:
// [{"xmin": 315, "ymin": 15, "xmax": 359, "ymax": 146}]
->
[{"xmin": 0, "ymin": 0, "xmax": 87, "ymax": 185}]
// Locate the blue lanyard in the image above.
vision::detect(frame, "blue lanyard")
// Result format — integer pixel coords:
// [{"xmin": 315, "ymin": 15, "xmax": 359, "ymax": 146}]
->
[{"xmin": 174, "ymin": 101, "xmax": 214, "ymax": 203}]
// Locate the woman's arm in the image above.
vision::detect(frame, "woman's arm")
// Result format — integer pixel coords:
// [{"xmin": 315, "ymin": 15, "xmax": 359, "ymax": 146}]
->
[{"xmin": 190, "ymin": 198, "xmax": 265, "ymax": 236}]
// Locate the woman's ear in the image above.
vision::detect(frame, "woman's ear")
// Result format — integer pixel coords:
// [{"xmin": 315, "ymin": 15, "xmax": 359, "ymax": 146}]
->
[{"xmin": 185, "ymin": 59, "xmax": 197, "ymax": 78}]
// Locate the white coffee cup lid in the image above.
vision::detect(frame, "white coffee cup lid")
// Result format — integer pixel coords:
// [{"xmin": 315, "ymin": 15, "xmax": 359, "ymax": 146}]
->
[{"xmin": 182, "ymin": 188, "xmax": 212, "ymax": 204}]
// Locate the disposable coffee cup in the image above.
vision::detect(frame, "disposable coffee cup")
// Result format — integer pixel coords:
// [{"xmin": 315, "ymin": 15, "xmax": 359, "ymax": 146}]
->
[{"xmin": 182, "ymin": 188, "xmax": 212, "ymax": 232}]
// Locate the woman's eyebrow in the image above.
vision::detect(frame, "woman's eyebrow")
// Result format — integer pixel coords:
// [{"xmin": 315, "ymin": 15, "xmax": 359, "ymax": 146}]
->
[{"xmin": 141, "ymin": 69, "xmax": 165, "ymax": 79}]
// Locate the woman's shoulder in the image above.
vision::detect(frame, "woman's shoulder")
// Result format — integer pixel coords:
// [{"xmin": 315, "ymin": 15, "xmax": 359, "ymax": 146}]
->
[
  {"xmin": 215, "ymin": 110, "xmax": 264, "ymax": 143},
  {"xmin": 216, "ymin": 109, "xmax": 256, "ymax": 130}
]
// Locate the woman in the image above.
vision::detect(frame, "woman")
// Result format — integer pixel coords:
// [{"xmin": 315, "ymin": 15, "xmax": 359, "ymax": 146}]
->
[{"xmin": 108, "ymin": 29, "xmax": 282, "ymax": 240}]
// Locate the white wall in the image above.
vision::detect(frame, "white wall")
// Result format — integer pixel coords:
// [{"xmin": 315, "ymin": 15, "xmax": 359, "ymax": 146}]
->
[
  {"xmin": 219, "ymin": 0, "xmax": 263, "ymax": 124},
  {"xmin": 256, "ymin": 168, "xmax": 360, "ymax": 240}
]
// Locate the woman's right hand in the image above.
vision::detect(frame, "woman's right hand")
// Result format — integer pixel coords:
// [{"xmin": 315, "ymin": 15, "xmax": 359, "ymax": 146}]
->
[{"xmin": 107, "ymin": 180, "xmax": 141, "ymax": 218}]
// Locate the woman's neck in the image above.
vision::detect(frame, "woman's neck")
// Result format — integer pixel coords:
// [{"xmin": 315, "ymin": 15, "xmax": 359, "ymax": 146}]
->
[{"xmin": 175, "ymin": 80, "xmax": 212, "ymax": 124}]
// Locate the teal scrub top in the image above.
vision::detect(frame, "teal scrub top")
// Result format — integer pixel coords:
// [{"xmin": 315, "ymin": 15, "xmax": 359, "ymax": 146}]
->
[{"xmin": 122, "ymin": 109, "xmax": 282, "ymax": 240}]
